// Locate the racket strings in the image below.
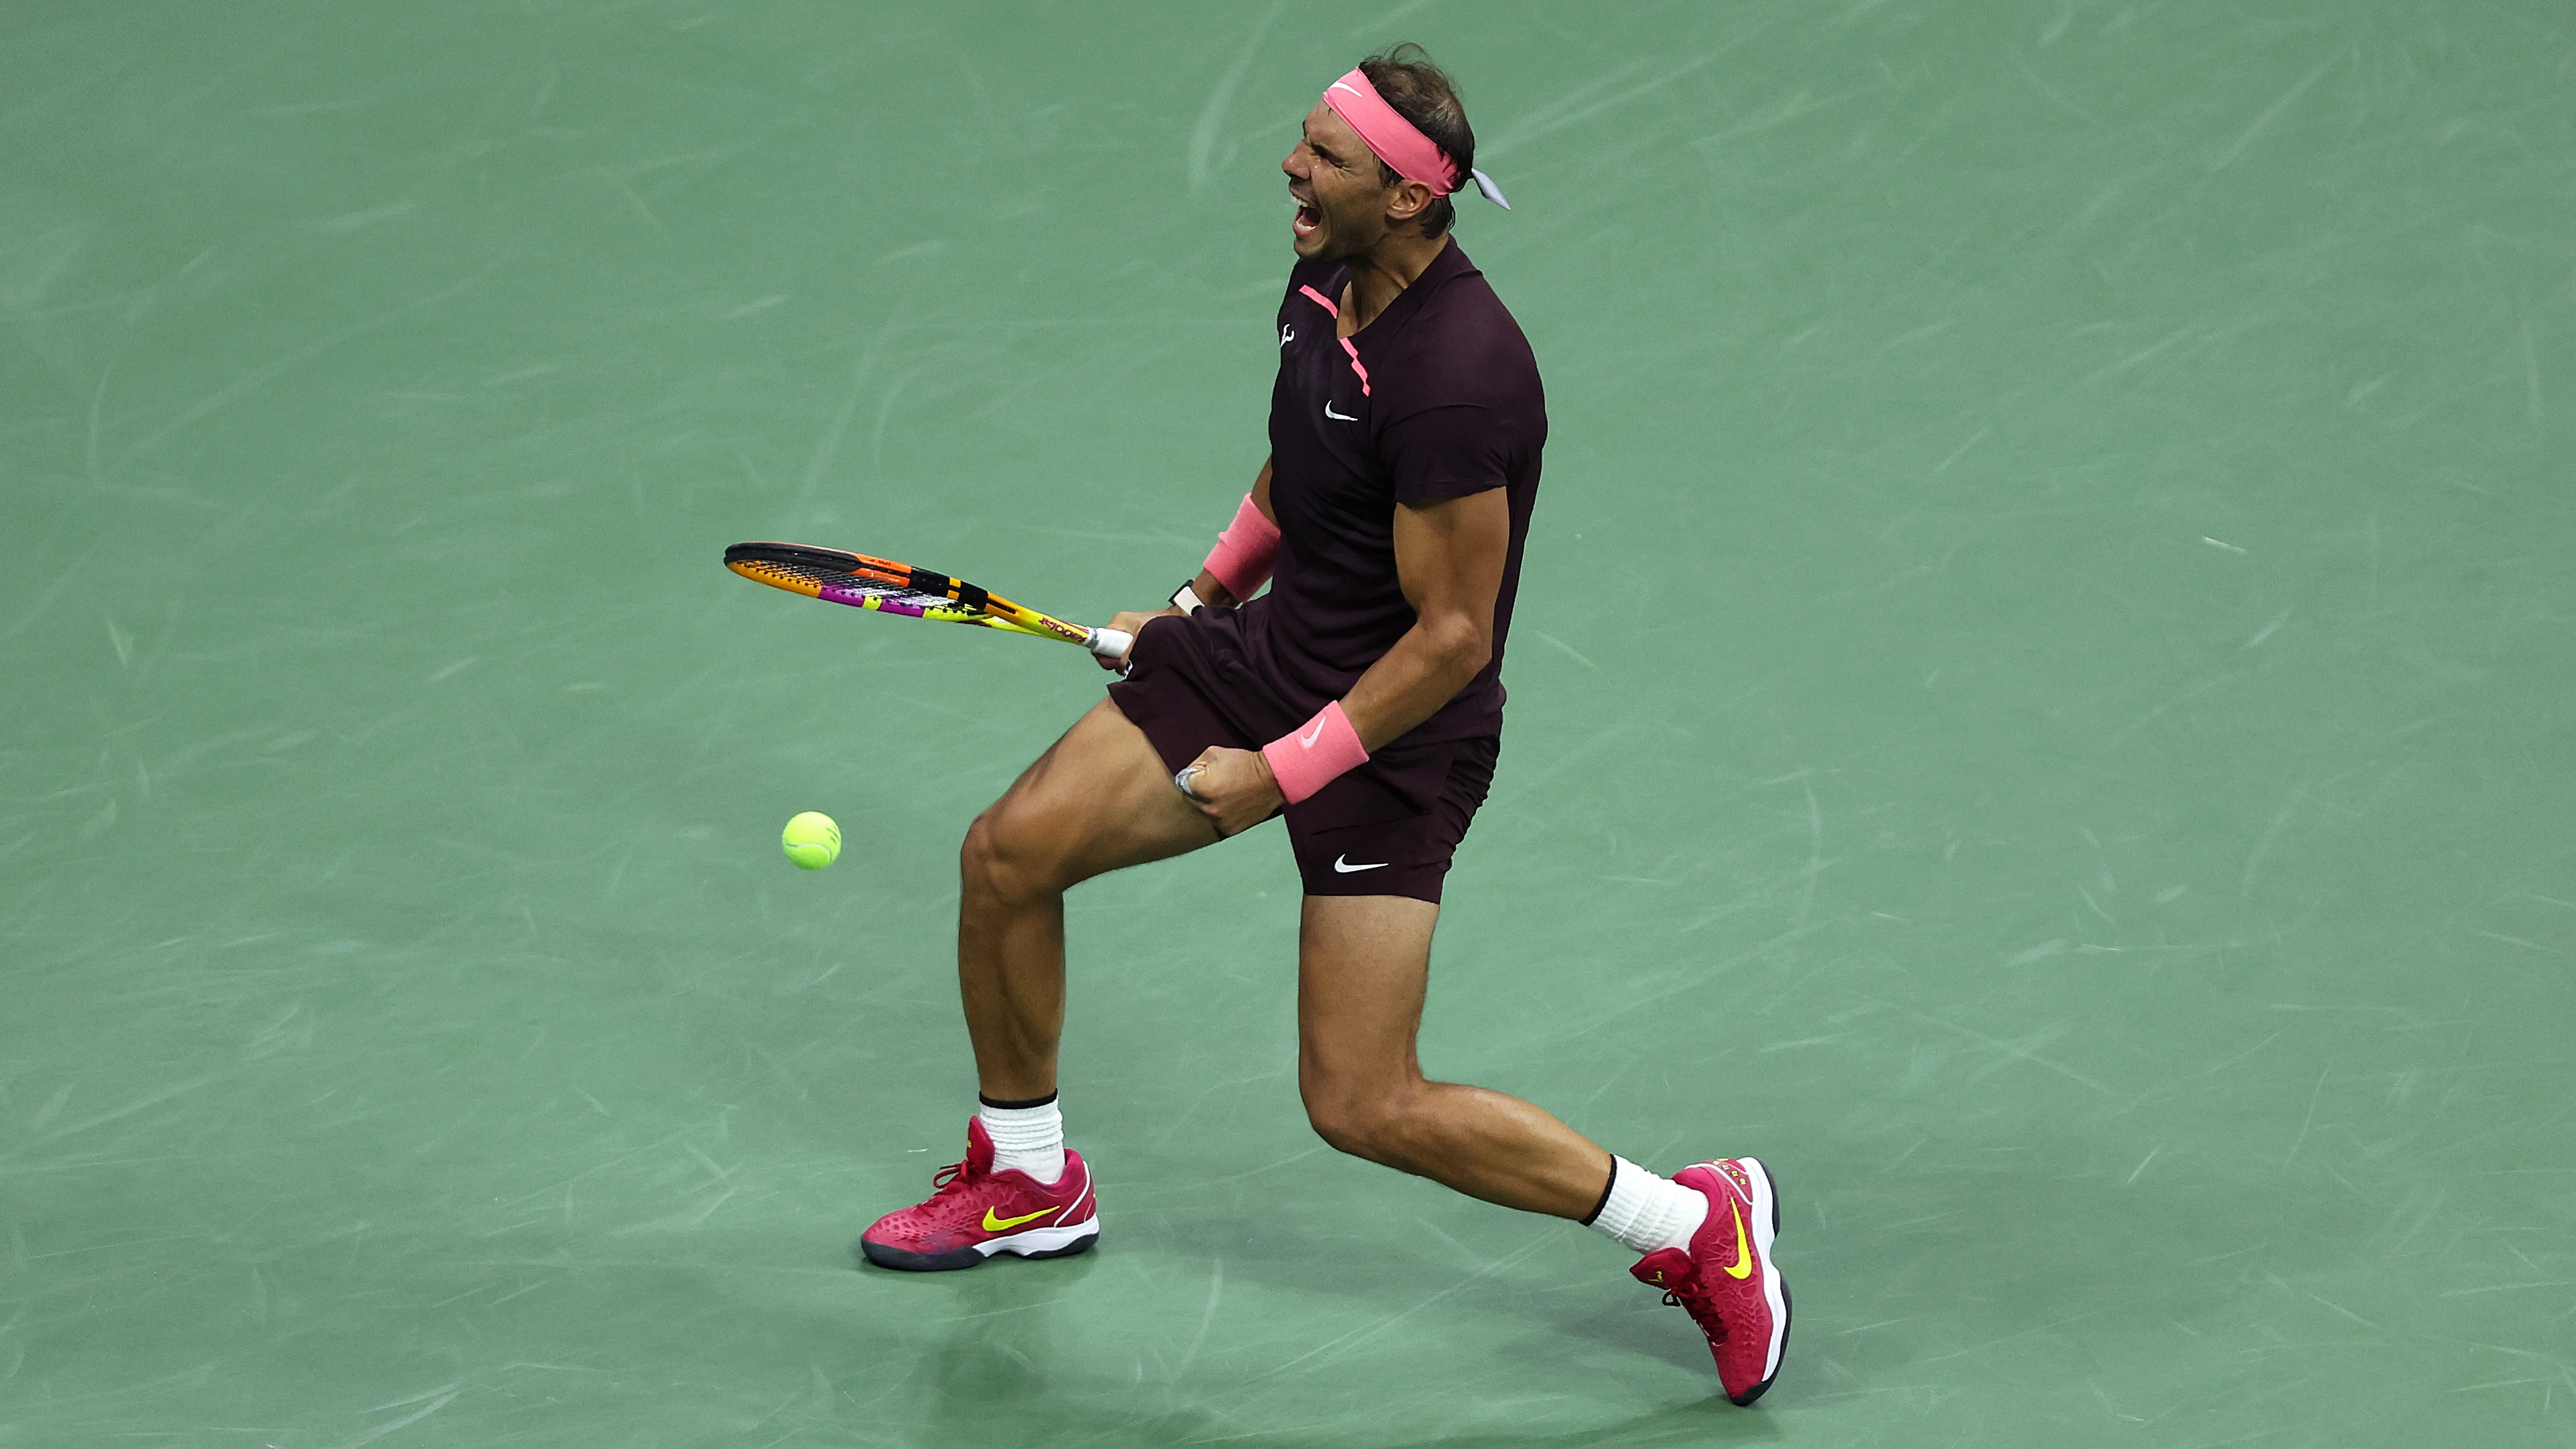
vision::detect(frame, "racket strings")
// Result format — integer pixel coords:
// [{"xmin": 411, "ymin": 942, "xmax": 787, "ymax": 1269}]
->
[
  {"xmin": 753, "ymin": 555, "xmax": 990, "ymax": 612},
  {"xmin": 738, "ymin": 558, "xmax": 905, "ymax": 591},
  {"xmin": 725, "ymin": 542, "xmax": 1057, "ymax": 640}
]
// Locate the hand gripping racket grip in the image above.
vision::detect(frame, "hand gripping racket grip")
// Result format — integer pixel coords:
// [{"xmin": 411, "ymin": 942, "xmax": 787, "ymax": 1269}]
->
[{"xmin": 1086, "ymin": 627, "xmax": 1135, "ymax": 663}]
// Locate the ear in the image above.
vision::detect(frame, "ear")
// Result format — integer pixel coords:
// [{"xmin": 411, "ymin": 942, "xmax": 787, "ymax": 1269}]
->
[{"xmin": 1383, "ymin": 178, "xmax": 1437, "ymax": 226}]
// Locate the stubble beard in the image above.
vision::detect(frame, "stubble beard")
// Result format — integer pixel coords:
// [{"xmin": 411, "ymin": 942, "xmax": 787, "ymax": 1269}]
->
[{"xmin": 1303, "ymin": 197, "xmax": 1387, "ymax": 268}]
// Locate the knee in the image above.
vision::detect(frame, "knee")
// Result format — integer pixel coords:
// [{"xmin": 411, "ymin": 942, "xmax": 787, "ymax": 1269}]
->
[
  {"xmin": 960, "ymin": 801, "xmax": 1065, "ymax": 905},
  {"xmin": 1301, "ymin": 1083, "xmax": 1413, "ymax": 1166}
]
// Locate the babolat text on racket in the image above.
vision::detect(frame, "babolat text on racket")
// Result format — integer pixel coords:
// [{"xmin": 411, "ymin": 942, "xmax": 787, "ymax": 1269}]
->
[{"xmin": 723, "ymin": 542, "xmax": 1135, "ymax": 664}]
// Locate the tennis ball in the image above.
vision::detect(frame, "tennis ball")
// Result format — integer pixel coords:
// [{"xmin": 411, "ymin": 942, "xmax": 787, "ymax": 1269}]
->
[{"xmin": 782, "ymin": 811, "xmax": 841, "ymax": 870}]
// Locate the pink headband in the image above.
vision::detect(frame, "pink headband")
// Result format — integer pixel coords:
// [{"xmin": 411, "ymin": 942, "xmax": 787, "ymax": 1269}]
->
[{"xmin": 1320, "ymin": 68, "xmax": 1511, "ymax": 209}]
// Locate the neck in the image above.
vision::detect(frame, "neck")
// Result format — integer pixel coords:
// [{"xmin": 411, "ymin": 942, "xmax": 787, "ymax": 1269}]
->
[{"xmin": 1344, "ymin": 230, "xmax": 1450, "ymax": 329}]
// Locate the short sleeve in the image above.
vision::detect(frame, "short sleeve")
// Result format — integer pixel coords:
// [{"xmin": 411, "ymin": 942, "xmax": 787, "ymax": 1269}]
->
[{"xmin": 1382, "ymin": 403, "xmax": 1516, "ymax": 505}]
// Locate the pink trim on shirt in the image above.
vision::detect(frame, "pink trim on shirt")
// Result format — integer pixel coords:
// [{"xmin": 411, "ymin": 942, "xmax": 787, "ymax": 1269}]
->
[
  {"xmin": 1338, "ymin": 337, "xmax": 1371, "ymax": 396},
  {"xmin": 1298, "ymin": 284, "xmax": 1339, "ymax": 317}
]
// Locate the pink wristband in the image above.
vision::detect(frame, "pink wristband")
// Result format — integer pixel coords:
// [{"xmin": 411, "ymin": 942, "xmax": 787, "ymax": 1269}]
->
[
  {"xmin": 1262, "ymin": 701, "xmax": 1369, "ymax": 805},
  {"xmin": 1202, "ymin": 494, "xmax": 1279, "ymax": 602}
]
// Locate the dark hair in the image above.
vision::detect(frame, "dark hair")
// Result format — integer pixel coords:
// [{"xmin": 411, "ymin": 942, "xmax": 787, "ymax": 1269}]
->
[{"xmin": 1358, "ymin": 43, "xmax": 1473, "ymax": 237}]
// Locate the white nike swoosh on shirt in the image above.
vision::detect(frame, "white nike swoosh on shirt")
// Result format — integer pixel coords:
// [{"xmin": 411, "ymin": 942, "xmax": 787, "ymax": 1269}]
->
[
  {"xmin": 1323, "ymin": 402, "xmax": 1357, "ymax": 421},
  {"xmin": 1333, "ymin": 856, "xmax": 1388, "ymax": 873}
]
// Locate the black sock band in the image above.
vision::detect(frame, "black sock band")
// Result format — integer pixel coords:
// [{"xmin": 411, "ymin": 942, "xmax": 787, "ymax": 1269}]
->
[
  {"xmin": 977, "ymin": 1091, "xmax": 1059, "ymax": 1111},
  {"xmin": 1578, "ymin": 1156, "xmax": 1619, "ymax": 1226}
]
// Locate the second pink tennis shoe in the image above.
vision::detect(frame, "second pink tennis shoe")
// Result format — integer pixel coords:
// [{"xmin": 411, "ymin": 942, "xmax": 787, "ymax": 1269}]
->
[
  {"xmin": 1628, "ymin": 1156, "xmax": 1790, "ymax": 1406},
  {"xmin": 859, "ymin": 1118, "xmax": 1099, "ymax": 1271}
]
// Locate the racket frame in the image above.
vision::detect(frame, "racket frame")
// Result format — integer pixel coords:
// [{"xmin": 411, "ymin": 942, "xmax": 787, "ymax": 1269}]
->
[{"xmin": 724, "ymin": 542, "xmax": 1133, "ymax": 661}]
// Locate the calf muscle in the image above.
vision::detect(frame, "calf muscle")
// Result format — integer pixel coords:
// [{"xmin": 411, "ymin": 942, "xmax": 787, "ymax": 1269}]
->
[{"xmin": 1296, "ymin": 895, "xmax": 1613, "ymax": 1219}]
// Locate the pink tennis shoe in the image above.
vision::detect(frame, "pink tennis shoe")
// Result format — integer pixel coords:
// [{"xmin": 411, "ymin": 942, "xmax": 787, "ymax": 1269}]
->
[
  {"xmin": 859, "ymin": 1118, "xmax": 1099, "ymax": 1271},
  {"xmin": 1628, "ymin": 1157, "xmax": 1790, "ymax": 1405}
]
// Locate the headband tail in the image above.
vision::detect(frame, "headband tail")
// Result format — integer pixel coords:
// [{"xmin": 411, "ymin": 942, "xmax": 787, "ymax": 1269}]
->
[{"xmin": 1469, "ymin": 167, "xmax": 1511, "ymax": 210}]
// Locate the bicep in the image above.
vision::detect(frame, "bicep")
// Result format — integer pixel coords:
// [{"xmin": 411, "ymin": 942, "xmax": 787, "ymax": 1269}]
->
[
  {"xmin": 1382, "ymin": 398, "xmax": 1515, "ymax": 629},
  {"xmin": 1393, "ymin": 488, "xmax": 1509, "ymax": 631}
]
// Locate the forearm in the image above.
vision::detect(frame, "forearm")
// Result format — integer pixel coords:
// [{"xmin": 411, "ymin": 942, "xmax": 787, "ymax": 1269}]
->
[
  {"xmin": 1231, "ymin": 620, "xmax": 1480, "ymax": 814},
  {"xmin": 1336, "ymin": 490, "xmax": 1504, "ymax": 752},
  {"xmin": 1340, "ymin": 615, "xmax": 1490, "ymax": 753}
]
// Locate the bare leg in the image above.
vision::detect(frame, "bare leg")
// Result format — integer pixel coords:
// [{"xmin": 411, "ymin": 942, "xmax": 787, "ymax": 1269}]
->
[
  {"xmin": 960, "ymin": 698, "xmax": 1219, "ymax": 1102},
  {"xmin": 1296, "ymin": 894, "xmax": 1613, "ymax": 1219}
]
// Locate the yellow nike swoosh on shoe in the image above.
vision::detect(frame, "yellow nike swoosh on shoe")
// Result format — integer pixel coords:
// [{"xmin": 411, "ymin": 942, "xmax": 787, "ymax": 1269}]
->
[
  {"xmin": 981, "ymin": 1205, "xmax": 1065, "ymax": 1234},
  {"xmin": 1722, "ymin": 1202, "xmax": 1754, "ymax": 1280}
]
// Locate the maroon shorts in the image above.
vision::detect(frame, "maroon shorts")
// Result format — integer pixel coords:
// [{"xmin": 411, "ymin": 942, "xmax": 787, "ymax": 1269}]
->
[{"xmin": 1107, "ymin": 612, "xmax": 1497, "ymax": 904}]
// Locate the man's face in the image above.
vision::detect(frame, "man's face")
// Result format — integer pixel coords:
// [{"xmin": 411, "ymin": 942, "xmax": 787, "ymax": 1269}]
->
[{"xmin": 1283, "ymin": 100, "xmax": 1403, "ymax": 263}]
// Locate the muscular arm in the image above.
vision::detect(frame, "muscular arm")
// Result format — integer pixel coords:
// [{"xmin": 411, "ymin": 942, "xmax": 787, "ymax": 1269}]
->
[{"xmin": 1339, "ymin": 488, "xmax": 1508, "ymax": 751}]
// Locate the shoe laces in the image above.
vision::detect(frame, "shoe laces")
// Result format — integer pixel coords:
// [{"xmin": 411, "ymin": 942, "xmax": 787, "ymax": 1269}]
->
[
  {"xmin": 1660, "ymin": 1278, "xmax": 1728, "ymax": 1342},
  {"xmin": 928, "ymin": 1157, "xmax": 979, "ymax": 1196}
]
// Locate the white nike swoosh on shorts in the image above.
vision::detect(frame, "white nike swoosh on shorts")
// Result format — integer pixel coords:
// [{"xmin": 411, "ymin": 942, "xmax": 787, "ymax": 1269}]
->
[{"xmin": 1332, "ymin": 856, "xmax": 1388, "ymax": 873}]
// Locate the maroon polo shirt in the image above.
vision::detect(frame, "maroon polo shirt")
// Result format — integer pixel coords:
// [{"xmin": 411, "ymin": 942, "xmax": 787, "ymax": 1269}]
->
[{"xmin": 1239, "ymin": 237, "xmax": 1548, "ymax": 748}]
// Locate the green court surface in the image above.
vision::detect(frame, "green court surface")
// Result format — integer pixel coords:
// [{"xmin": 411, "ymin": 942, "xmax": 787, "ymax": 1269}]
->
[{"xmin": 5, "ymin": 2, "xmax": 2573, "ymax": 1444}]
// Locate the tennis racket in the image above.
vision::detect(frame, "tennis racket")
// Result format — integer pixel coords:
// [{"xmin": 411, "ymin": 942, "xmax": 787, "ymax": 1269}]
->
[{"xmin": 723, "ymin": 541, "xmax": 1135, "ymax": 665}]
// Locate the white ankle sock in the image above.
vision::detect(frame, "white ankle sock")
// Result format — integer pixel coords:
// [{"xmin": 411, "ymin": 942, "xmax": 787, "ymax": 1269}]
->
[
  {"xmin": 1588, "ymin": 1156, "xmax": 1708, "ymax": 1256},
  {"xmin": 978, "ymin": 1095, "xmax": 1066, "ymax": 1185}
]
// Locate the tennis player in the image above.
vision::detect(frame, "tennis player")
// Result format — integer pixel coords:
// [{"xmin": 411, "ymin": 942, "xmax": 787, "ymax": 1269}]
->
[{"xmin": 859, "ymin": 46, "xmax": 1790, "ymax": 1405}]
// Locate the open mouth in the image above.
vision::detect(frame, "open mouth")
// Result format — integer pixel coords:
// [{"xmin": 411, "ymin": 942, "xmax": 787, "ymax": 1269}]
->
[{"xmin": 1292, "ymin": 197, "xmax": 1322, "ymax": 236}]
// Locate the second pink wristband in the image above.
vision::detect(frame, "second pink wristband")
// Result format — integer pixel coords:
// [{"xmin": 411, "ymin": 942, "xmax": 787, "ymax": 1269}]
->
[{"xmin": 1262, "ymin": 701, "xmax": 1369, "ymax": 805}]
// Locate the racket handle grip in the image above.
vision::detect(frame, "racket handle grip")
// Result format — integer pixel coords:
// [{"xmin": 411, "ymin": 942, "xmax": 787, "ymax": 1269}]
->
[{"xmin": 1087, "ymin": 627, "xmax": 1135, "ymax": 663}]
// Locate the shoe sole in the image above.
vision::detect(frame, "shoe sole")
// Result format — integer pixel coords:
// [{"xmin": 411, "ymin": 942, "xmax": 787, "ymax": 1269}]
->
[
  {"xmin": 858, "ymin": 1219, "xmax": 1100, "ymax": 1272},
  {"xmin": 1726, "ymin": 1156, "xmax": 1791, "ymax": 1408}
]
